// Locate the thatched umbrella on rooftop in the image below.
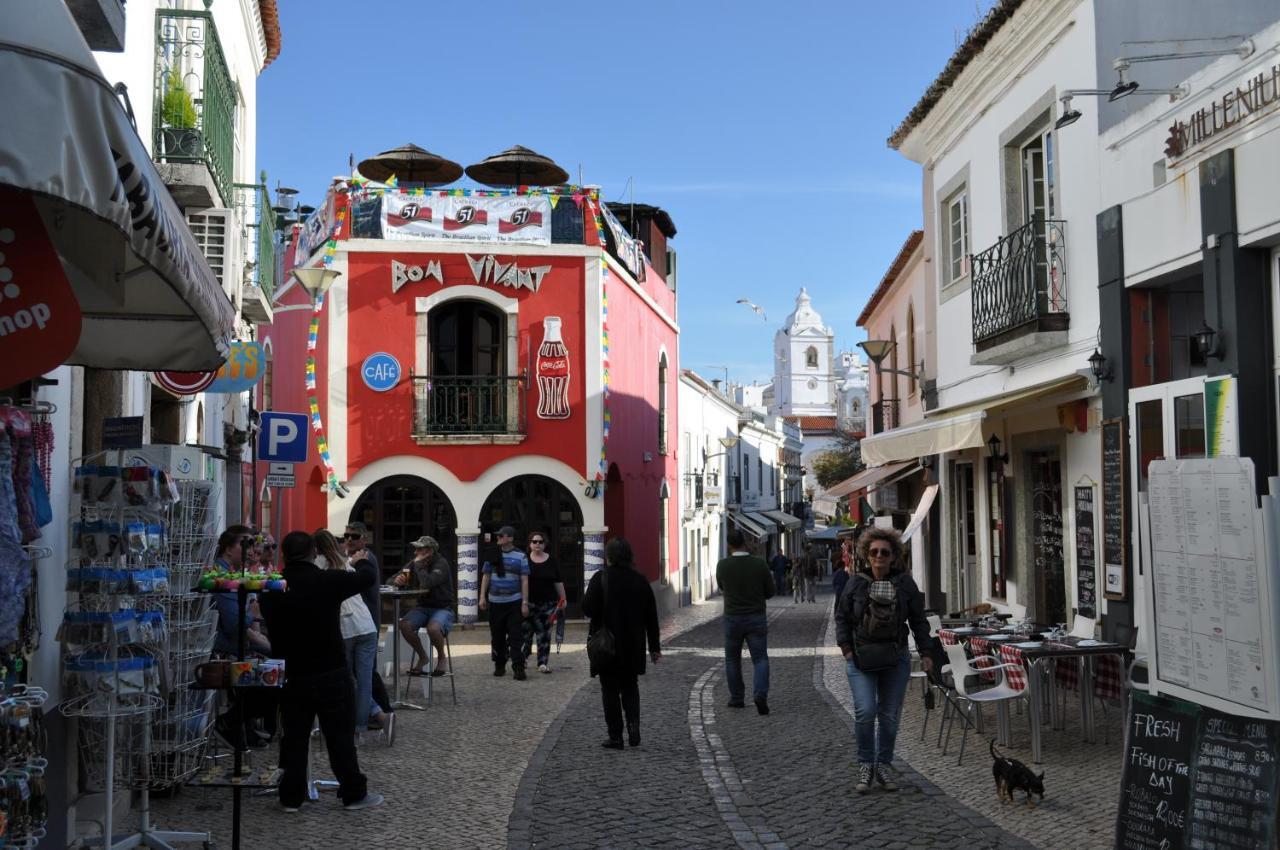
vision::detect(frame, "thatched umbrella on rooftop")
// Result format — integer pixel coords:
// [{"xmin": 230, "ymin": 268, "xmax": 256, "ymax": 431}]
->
[
  {"xmin": 464, "ymin": 145, "xmax": 569, "ymax": 188},
  {"xmin": 357, "ymin": 143, "xmax": 463, "ymax": 186}
]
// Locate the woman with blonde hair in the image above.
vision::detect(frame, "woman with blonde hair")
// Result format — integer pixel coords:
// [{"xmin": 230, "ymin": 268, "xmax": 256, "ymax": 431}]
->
[
  {"xmin": 315, "ymin": 529, "xmax": 390, "ymax": 738},
  {"xmin": 834, "ymin": 526, "xmax": 935, "ymax": 794}
]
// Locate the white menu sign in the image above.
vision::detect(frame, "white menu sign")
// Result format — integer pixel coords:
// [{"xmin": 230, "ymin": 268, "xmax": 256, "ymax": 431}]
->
[{"xmin": 1145, "ymin": 457, "xmax": 1278, "ymax": 718}]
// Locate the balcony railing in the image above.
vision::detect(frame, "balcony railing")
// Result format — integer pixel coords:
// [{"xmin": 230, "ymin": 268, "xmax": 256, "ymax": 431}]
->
[
  {"xmin": 411, "ymin": 375, "xmax": 525, "ymax": 436},
  {"xmin": 872, "ymin": 399, "xmax": 899, "ymax": 434},
  {"xmin": 154, "ymin": 9, "xmax": 236, "ymax": 203},
  {"xmin": 235, "ymin": 177, "xmax": 277, "ymax": 298},
  {"xmin": 970, "ymin": 217, "xmax": 1068, "ymax": 348}
]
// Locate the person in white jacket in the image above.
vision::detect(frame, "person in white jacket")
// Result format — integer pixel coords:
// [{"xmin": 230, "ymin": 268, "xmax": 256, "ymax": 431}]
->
[{"xmin": 315, "ymin": 530, "xmax": 390, "ymax": 738}]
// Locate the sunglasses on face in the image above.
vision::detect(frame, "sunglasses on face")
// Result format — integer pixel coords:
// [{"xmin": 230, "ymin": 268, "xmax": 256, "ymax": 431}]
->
[
  {"xmin": 343, "ymin": 533, "xmax": 363, "ymax": 541},
  {"xmin": 529, "ymin": 539, "xmax": 545, "ymax": 545},
  {"xmin": 869, "ymin": 548, "xmax": 893, "ymax": 557}
]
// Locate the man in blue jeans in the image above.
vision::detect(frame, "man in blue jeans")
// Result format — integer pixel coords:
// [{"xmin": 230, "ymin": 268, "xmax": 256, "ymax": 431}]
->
[{"xmin": 716, "ymin": 529, "xmax": 776, "ymax": 715}]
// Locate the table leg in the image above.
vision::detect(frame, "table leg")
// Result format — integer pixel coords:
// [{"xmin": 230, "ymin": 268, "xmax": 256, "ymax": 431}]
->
[
  {"xmin": 1050, "ymin": 659, "xmax": 1065, "ymax": 730},
  {"xmin": 1028, "ymin": 660, "xmax": 1043, "ymax": 764},
  {"xmin": 1081, "ymin": 656, "xmax": 1096, "ymax": 743},
  {"xmin": 391, "ymin": 597, "xmax": 425, "ymax": 711}
]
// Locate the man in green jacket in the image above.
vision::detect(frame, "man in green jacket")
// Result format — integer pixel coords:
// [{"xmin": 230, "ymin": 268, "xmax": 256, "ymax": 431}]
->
[{"xmin": 716, "ymin": 528, "xmax": 776, "ymax": 715}]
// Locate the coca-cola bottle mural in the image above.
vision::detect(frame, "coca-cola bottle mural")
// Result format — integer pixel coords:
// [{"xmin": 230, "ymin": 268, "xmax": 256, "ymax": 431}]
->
[{"xmin": 536, "ymin": 316, "xmax": 571, "ymax": 419}]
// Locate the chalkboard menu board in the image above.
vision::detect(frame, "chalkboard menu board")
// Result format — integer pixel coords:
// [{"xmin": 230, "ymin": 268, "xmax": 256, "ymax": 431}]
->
[
  {"xmin": 1074, "ymin": 484, "xmax": 1097, "ymax": 619},
  {"xmin": 1101, "ymin": 418, "xmax": 1127, "ymax": 600},
  {"xmin": 1116, "ymin": 692, "xmax": 1279, "ymax": 850}
]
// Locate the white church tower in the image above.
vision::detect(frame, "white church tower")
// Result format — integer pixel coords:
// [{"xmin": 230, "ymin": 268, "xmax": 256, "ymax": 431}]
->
[{"xmin": 773, "ymin": 288, "xmax": 836, "ymax": 417}]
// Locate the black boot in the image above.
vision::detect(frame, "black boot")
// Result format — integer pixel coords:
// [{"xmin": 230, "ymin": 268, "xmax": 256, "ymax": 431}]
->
[
  {"xmin": 626, "ymin": 722, "xmax": 640, "ymax": 747},
  {"xmin": 601, "ymin": 737, "xmax": 624, "ymax": 750},
  {"xmin": 493, "ymin": 661, "xmax": 506, "ymax": 677}
]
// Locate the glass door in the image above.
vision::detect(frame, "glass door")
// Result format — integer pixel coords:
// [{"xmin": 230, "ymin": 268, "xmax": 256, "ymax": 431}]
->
[
  {"xmin": 1022, "ymin": 130, "xmax": 1063, "ymax": 312},
  {"xmin": 951, "ymin": 461, "xmax": 978, "ymax": 610}
]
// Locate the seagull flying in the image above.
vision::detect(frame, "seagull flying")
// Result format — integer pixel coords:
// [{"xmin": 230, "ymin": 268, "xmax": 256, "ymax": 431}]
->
[{"xmin": 736, "ymin": 299, "xmax": 767, "ymax": 321}]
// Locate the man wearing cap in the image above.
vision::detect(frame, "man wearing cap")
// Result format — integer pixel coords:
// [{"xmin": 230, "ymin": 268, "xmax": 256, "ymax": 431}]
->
[
  {"xmin": 393, "ymin": 535, "xmax": 455, "ymax": 677},
  {"xmin": 479, "ymin": 526, "xmax": 530, "ymax": 681}
]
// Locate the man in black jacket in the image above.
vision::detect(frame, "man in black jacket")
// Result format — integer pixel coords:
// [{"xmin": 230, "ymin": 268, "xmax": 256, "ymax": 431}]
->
[
  {"xmin": 259, "ymin": 531, "xmax": 384, "ymax": 812},
  {"xmin": 393, "ymin": 536, "xmax": 455, "ymax": 676}
]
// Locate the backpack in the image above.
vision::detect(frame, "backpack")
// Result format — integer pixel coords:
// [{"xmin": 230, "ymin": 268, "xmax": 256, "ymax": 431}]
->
[{"xmin": 858, "ymin": 581, "xmax": 900, "ymax": 642}]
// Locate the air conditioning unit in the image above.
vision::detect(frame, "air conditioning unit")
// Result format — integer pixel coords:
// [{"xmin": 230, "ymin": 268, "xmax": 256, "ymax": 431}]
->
[
  {"xmin": 122, "ymin": 445, "xmax": 210, "ymax": 480},
  {"xmin": 187, "ymin": 208, "xmax": 235, "ymax": 296}
]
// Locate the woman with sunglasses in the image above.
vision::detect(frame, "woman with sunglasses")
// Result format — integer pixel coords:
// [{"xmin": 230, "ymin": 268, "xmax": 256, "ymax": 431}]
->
[
  {"xmin": 834, "ymin": 526, "xmax": 935, "ymax": 794},
  {"xmin": 521, "ymin": 531, "xmax": 566, "ymax": 673}
]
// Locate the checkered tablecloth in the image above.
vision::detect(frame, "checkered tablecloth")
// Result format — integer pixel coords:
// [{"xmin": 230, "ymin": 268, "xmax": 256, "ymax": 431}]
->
[
  {"xmin": 1051, "ymin": 651, "xmax": 1125, "ymax": 701},
  {"xmin": 938, "ymin": 629, "xmax": 962, "ymax": 646}
]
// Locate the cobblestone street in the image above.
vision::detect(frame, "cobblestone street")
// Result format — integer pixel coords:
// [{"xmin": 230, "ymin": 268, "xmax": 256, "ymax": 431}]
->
[{"xmin": 146, "ymin": 590, "xmax": 1121, "ymax": 849}]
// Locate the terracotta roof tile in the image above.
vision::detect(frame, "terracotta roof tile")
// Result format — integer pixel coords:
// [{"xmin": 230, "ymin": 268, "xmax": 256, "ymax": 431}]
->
[
  {"xmin": 259, "ymin": 0, "xmax": 282, "ymax": 67},
  {"xmin": 887, "ymin": 0, "xmax": 1027, "ymax": 150},
  {"xmin": 785, "ymin": 415, "xmax": 838, "ymax": 433},
  {"xmin": 857, "ymin": 230, "xmax": 923, "ymax": 326}
]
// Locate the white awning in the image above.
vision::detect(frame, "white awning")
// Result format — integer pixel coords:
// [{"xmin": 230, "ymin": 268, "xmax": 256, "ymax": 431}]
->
[
  {"xmin": 902, "ymin": 483, "xmax": 940, "ymax": 542},
  {"xmin": 859, "ymin": 412, "xmax": 987, "ymax": 467},
  {"xmin": 760, "ymin": 509, "xmax": 802, "ymax": 530},
  {"xmin": 811, "ymin": 496, "xmax": 839, "ymax": 519},
  {"xmin": 728, "ymin": 510, "xmax": 771, "ymax": 541},
  {"xmin": 0, "ymin": 0, "xmax": 235, "ymax": 370},
  {"xmin": 825, "ymin": 460, "xmax": 917, "ymax": 499}
]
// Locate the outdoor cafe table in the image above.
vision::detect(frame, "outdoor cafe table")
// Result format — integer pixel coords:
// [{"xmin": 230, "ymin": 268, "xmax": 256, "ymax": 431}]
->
[
  {"xmin": 379, "ymin": 587, "xmax": 424, "ymax": 711},
  {"xmin": 938, "ymin": 628, "xmax": 1126, "ymax": 764}
]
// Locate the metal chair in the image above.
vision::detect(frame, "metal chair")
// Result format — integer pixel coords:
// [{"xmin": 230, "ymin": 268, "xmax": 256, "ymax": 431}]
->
[
  {"xmin": 407, "ymin": 629, "xmax": 457, "ymax": 706},
  {"xmin": 942, "ymin": 642, "xmax": 1026, "ymax": 765}
]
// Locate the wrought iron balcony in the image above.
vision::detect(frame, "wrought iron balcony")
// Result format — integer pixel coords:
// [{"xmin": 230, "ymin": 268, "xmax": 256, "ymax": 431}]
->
[
  {"xmin": 970, "ymin": 218, "xmax": 1069, "ymax": 352},
  {"xmin": 872, "ymin": 399, "xmax": 899, "ymax": 434},
  {"xmin": 234, "ymin": 177, "xmax": 277, "ymax": 322},
  {"xmin": 411, "ymin": 375, "xmax": 525, "ymax": 438},
  {"xmin": 154, "ymin": 9, "xmax": 236, "ymax": 205}
]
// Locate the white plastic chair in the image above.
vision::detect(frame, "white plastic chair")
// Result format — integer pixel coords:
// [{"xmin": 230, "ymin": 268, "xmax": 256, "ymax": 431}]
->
[
  {"xmin": 942, "ymin": 642, "xmax": 1026, "ymax": 765},
  {"xmin": 1070, "ymin": 614, "xmax": 1097, "ymax": 639}
]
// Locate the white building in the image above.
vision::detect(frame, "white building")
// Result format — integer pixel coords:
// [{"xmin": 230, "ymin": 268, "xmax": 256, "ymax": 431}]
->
[
  {"xmin": 773, "ymin": 288, "xmax": 836, "ymax": 417},
  {"xmin": 733, "ymin": 380, "xmax": 771, "ymax": 411},
  {"xmin": 679, "ymin": 369, "xmax": 741, "ymax": 602},
  {"xmin": 834, "ymin": 351, "xmax": 869, "ymax": 434}
]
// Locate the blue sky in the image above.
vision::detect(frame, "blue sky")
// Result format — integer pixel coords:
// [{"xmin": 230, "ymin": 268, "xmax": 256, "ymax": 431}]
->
[{"xmin": 258, "ymin": 1, "xmax": 994, "ymax": 386}]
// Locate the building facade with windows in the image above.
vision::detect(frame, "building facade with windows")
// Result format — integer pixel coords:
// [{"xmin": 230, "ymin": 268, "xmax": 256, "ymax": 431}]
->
[
  {"xmin": 264, "ymin": 184, "xmax": 680, "ymax": 619},
  {"xmin": 678, "ymin": 370, "xmax": 740, "ymax": 602}
]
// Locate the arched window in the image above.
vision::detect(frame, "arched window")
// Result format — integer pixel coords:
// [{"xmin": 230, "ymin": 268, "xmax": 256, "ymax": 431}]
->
[
  {"xmin": 805, "ymin": 346, "xmax": 818, "ymax": 368},
  {"xmin": 429, "ymin": 300, "xmax": 504, "ymax": 376},
  {"xmin": 889, "ymin": 324, "xmax": 899, "ymax": 402},
  {"xmin": 658, "ymin": 353, "xmax": 669, "ymax": 454},
  {"xmin": 906, "ymin": 302, "xmax": 917, "ymax": 396},
  {"xmin": 426, "ymin": 300, "xmax": 508, "ymax": 433}
]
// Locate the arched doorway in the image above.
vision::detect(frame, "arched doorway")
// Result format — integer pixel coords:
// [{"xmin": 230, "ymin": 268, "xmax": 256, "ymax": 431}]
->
[
  {"xmin": 479, "ymin": 475, "xmax": 585, "ymax": 616},
  {"xmin": 349, "ymin": 476, "xmax": 458, "ymax": 611}
]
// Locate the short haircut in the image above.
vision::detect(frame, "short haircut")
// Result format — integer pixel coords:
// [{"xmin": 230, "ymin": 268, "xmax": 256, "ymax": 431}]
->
[
  {"xmin": 726, "ymin": 528, "xmax": 746, "ymax": 549},
  {"xmin": 498, "ymin": 525, "xmax": 517, "ymax": 539},
  {"xmin": 281, "ymin": 530, "xmax": 316, "ymax": 563},
  {"xmin": 605, "ymin": 537, "xmax": 633, "ymax": 568},
  {"xmin": 216, "ymin": 524, "xmax": 253, "ymax": 556},
  {"xmin": 345, "ymin": 521, "xmax": 370, "ymax": 540}
]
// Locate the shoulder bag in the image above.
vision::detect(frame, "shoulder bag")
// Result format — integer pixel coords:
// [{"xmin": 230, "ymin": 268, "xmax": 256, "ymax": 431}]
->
[{"xmin": 586, "ymin": 569, "xmax": 617, "ymax": 667}]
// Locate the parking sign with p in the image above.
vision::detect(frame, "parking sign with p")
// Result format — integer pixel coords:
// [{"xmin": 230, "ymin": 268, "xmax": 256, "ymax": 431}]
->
[{"xmin": 258, "ymin": 412, "xmax": 309, "ymax": 463}]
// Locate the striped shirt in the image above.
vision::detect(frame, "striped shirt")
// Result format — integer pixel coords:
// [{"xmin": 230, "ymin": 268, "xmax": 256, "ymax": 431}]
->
[{"xmin": 484, "ymin": 549, "xmax": 529, "ymax": 603}]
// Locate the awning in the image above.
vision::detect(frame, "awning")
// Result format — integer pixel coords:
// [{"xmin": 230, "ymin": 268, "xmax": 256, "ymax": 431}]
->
[
  {"xmin": 902, "ymin": 483, "xmax": 940, "ymax": 542},
  {"xmin": 811, "ymin": 496, "xmax": 839, "ymax": 519},
  {"xmin": 825, "ymin": 460, "xmax": 917, "ymax": 499},
  {"xmin": 0, "ymin": 0, "xmax": 235, "ymax": 371},
  {"xmin": 760, "ymin": 509, "xmax": 802, "ymax": 530},
  {"xmin": 728, "ymin": 510, "xmax": 771, "ymax": 541},
  {"xmin": 860, "ymin": 412, "xmax": 986, "ymax": 467}
]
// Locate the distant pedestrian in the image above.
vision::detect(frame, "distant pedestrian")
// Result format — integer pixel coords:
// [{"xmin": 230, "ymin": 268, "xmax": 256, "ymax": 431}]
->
[
  {"xmin": 716, "ymin": 528, "xmax": 775, "ymax": 715},
  {"xmin": 769, "ymin": 550, "xmax": 788, "ymax": 603},
  {"xmin": 521, "ymin": 530, "xmax": 566, "ymax": 674},
  {"xmin": 803, "ymin": 544, "xmax": 821, "ymax": 603},
  {"xmin": 583, "ymin": 538, "xmax": 660, "ymax": 749},
  {"xmin": 791, "ymin": 559, "xmax": 804, "ymax": 604},
  {"xmin": 835, "ymin": 527, "xmax": 935, "ymax": 794},
  {"xmin": 479, "ymin": 526, "xmax": 530, "ymax": 681}
]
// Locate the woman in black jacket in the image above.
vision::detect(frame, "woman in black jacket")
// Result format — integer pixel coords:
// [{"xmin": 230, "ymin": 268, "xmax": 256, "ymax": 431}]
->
[
  {"xmin": 582, "ymin": 538, "xmax": 661, "ymax": 749},
  {"xmin": 834, "ymin": 527, "xmax": 935, "ymax": 794}
]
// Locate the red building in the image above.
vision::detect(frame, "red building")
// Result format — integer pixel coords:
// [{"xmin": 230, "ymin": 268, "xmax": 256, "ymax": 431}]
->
[{"xmin": 258, "ymin": 177, "xmax": 679, "ymax": 619}]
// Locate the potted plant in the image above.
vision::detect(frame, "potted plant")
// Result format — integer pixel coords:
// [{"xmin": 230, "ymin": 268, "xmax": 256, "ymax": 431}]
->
[{"xmin": 159, "ymin": 69, "xmax": 203, "ymax": 158}]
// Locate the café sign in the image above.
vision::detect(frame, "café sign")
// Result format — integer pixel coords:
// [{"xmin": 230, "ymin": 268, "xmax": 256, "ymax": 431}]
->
[{"xmin": 1164, "ymin": 62, "xmax": 1280, "ymax": 160}]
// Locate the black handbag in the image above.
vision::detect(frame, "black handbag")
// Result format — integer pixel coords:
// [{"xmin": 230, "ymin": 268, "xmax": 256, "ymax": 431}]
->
[
  {"xmin": 586, "ymin": 570, "xmax": 616, "ymax": 668},
  {"xmin": 853, "ymin": 639, "xmax": 901, "ymax": 672}
]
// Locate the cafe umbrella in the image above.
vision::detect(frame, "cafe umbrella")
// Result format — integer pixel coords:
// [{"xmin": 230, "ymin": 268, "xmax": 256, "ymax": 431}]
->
[
  {"xmin": 356, "ymin": 144, "xmax": 463, "ymax": 187},
  {"xmin": 0, "ymin": 0, "xmax": 235, "ymax": 385},
  {"xmin": 464, "ymin": 145, "xmax": 570, "ymax": 188}
]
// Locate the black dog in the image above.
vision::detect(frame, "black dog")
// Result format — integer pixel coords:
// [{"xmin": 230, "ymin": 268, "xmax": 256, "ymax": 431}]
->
[{"xmin": 991, "ymin": 741, "xmax": 1045, "ymax": 807}]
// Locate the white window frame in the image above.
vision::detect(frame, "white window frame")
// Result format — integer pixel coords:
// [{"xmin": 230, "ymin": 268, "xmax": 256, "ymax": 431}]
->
[{"xmin": 943, "ymin": 188, "xmax": 970, "ymax": 286}]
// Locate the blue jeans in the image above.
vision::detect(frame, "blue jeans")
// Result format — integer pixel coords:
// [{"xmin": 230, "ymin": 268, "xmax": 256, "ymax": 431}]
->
[
  {"xmin": 845, "ymin": 649, "xmax": 912, "ymax": 765},
  {"xmin": 723, "ymin": 614, "xmax": 769, "ymax": 702},
  {"xmin": 344, "ymin": 632, "xmax": 378, "ymax": 731}
]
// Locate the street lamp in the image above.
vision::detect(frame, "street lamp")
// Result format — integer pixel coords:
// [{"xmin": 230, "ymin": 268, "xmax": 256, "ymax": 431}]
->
[
  {"xmin": 1193, "ymin": 321, "xmax": 1219, "ymax": 358},
  {"xmin": 293, "ymin": 267, "xmax": 342, "ymax": 300},
  {"xmin": 856, "ymin": 339, "xmax": 926, "ymax": 383}
]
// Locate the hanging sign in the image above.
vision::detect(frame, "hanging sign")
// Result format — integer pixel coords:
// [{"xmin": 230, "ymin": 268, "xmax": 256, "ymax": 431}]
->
[
  {"xmin": 1101, "ymin": 418, "xmax": 1127, "ymax": 601},
  {"xmin": 381, "ymin": 193, "xmax": 552, "ymax": 245},
  {"xmin": 361, "ymin": 352, "xmax": 401, "ymax": 392},
  {"xmin": 0, "ymin": 188, "xmax": 82, "ymax": 386},
  {"xmin": 1074, "ymin": 484, "xmax": 1097, "ymax": 619},
  {"xmin": 205, "ymin": 341, "xmax": 265, "ymax": 393},
  {"xmin": 152, "ymin": 370, "xmax": 217, "ymax": 395}
]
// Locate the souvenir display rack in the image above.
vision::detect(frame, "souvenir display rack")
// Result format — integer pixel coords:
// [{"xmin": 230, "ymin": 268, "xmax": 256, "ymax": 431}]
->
[
  {"xmin": 60, "ymin": 455, "xmax": 213, "ymax": 849},
  {"xmin": 1, "ymin": 685, "xmax": 51, "ymax": 848}
]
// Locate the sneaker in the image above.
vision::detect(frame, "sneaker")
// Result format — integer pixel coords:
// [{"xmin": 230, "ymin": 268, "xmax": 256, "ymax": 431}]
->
[
  {"xmin": 343, "ymin": 793, "xmax": 385, "ymax": 811},
  {"xmin": 493, "ymin": 662, "xmax": 506, "ymax": 677},
  {"xmin": 513, "ymin": 667, "xmax": 527, "ymax": 681},
  {"xmin": 538, "ymin": 664, "xmax": 551, "ymax": 674},
  {"xmin": 726, "ymin": 699, "xmax": 745, "ymax": 709},
  {"xmin": 279, "ymin": 803, "xmax": 301, "ymax": 813},
  {"xmin": 855, "ymin": 763, "xmax": 873, "ymax": 794},
  {"xmin": 875, "ymin": 764, "xmax": 899, "ymax": 791},
  {"xmin": 754, "ymin": 697, "xmax": 770, "ymax": 716}
]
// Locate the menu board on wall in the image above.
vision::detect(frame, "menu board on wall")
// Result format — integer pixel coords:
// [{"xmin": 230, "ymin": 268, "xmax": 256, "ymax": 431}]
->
[
  {"xmin": 1145, "ymin": 456, "xmax": 1277, "ymax": 719},
  {"xmin": 1115, "ymin": 691, "xmax": 1279, "ymax": 850},
  {"xmin": 1102, "ymin": 419, "xmax": 1127, "ymax": 600},
  {"xmin": 1074, "ymin": 484, "xmax": 1097, "ymax": 619}
]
